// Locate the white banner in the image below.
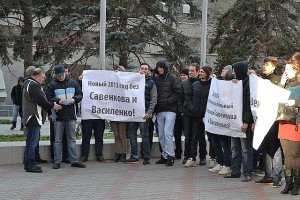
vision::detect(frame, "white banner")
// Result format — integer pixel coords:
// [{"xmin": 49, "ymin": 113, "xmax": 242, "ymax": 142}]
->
[
  {"xmin": 204, "ymin": 78, "xmax": 245, "ymax": 138},
  {"xmin": 81, "ymin": 70, "xmax": 145, "ymax": 122},
  {"xmin": 250, "ymin": 74, "xmax": 290, "ymax": 150}
]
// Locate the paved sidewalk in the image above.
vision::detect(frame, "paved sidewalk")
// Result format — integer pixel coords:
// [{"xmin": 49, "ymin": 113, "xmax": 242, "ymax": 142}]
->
[{"xmin": 0, "ymin": 160, "xmax": 298, "ymax": 200}]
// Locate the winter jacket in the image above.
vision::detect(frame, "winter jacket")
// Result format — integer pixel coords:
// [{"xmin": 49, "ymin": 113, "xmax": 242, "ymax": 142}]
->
[
  {"xmin": 192, "ymin": 79, "xmax": 212, "ymax": 118},
  {"xmin": 145, "ymin": 76, "xmax": 157, "ymax": 115},
  {"xmin": 232, "ymin": 62, "xmax": 254, "ymax": 124},
  {"xmin": 22, "ymin": 78, "xmax": 53, "ymax": 128},
  {"xmin": 46, "ymin": 78, "xmax": 82, "ymax": 121},
  {"xmin": 181, "ymin": 78, "xmax": 199, "ymax": 117},
  {"xmin": 11, "ymin": 84, "xmax": 23, "ymax": 105},
  {"xmin": 154, "ymin": 60, "xmax": 181, "ymax": 113}
]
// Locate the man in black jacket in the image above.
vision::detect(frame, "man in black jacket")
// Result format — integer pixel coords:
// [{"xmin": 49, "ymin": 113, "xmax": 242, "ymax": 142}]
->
[
  {"xmin": 224, "ymin": 62, "xmax": 254, "ymax": 182},
  {"xmin": 23, "ymin": 67, "xmax": 62, "ymax": 173},
  {"xmin": 154, "ymin": 60, "xmax": 181, "ymax": 166},
  {"xmin": 182, "ymin": 64, "xmax": 203, "ymax": 167},
  {"xmin": 11, "ymin": 77, "xmax": 24, "ymax": 130},
  {"xmin": 47, "ymin": 65, "xmax": 85, "ymax": 169}
]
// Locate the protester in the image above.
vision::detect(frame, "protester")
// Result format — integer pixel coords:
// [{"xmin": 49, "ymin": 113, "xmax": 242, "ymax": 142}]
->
[
  {"xmin": 192, "ymin": 66, "xmax": 212, "ymax": 166},
  {"xmin": 224, "ymin": 62, "xmax": 254, "ymax": 182},
  {"xmin": 80, "ymin": 72, "xmax": 106, "ymax": 162},
  {"xmin": 278, "ymin": 52, "xmax": 300, "ymax": 195},
  {"xmin": 111, "ymin": 66, "xmax": 128, "ymax": 163},
  {"xmin": 208, "ymin": 65, "xmax": 233, "ymax": 175},
  {"xmin": 254, "ymin": 57, "xmax": 284, "ymax": 187},
  {"xmin": 47, "ymin": 65, "xmax": 85, "ymax": 169},
  {"xmin": 11, "ymin": 77, "xmax": 24, "ymax": 130},
  {"xmin": 173, "ymin": 69, "xmax": 188, "ymax": 160},
  {"xmin": 127, "ymin": 63, "xmax": 157, "ymax": 165},
  {"xmin": 154, "ymin": 60, "xmax": 181, "ymax": 166},
  {"xmin": 182, "ymin": 64, "xmax": 205, "ymax": 167},
  {"xmin": 23, "ymin": 67, "xmax": 62, "ymax": 173}
]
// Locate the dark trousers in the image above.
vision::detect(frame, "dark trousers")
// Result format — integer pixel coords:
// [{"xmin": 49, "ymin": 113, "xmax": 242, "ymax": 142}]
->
[
  {"xmin": 50, "ymin": 119, "xmax": 68, "ymax": 161},
  {"xmin": 183, "ymin": 116, "xmax": 207, "ymax": 160},
  {"xmin": 231, "ymin": 134, "xmax": 253, "ymax": 176},
  {"xmin": 24, "ymin": 127, "xmax": 40, "ymax": 169},
  {"xmin": 207, "ymin": 132, "xmax": 217, "ymax": 160},
  {"xmin": 174, "ymin": 115, "xmax": 183, "ymax": 158},
  {"xmin": 128, "ymin": 121, "xmax": 151, "ymax": 160},
  {"xmin": 210, "ymin": 133, "xmax": 231, "ymax": 167},
  {"xmin": 81, "ymin": 119, "xmax": 105, "ymax": 159}
]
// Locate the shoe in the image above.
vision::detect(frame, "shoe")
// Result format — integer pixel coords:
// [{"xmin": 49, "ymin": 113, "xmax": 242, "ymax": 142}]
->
[
  {"xmin": 208, "ymin": 158, "xmax": 216, "ymax": 169},
  {"xmin": 143, "ymin": 159, "xmax": 150, "ymax": 165},
  {"xmin": 96, "ymin": 156, "xmax": 104, "ymax": 162},
  {"xmin": 62, "ymin": 160, "xmax": 70, "ymax": 164},
  {"xmin": 184, "ymin": 158, "xmax": 196, "ymax": 168},
  {"xmin": 156, "ymin": 158, "xmax": 167, "ymax": 164},
  {"xmin": 241, "ymin": 175, "xmax": 252, "ymax": 182},
  {"xmin": 10, "ymin": 123, "xmax": 16, "ymax": 130},
  {"xmin": 224, "ymin": 174, "xmax": 241, "ymax": 178},
  {"xmin": 71, "ymin": 162, "xmax": 86, "ymax": 168},
  {"xmin": 119, "ymin": 153, "xmax": 127, "ymax": 162},
  {"xmin": 165, "ymin": 156, "xmax": 174, "ymax": 167},
  {"xmin": 25, "ymin": 166, "xmax": 42, "ymax": 173},
  {"xmin": 291, "ymin": 176, "xmax": 300, "ymax": 195},
  {"xmin": 272, "ymin": 179, "xmax": 281, "ymax": 188},
  {"xmin": 80, "ymin": 156, "xmax": 88, "ymax": 162},
  {"xmin": 281, "ymin": 176, "xmax": 293, "ymax": 194},
  {"xmin": 199, "ymin": 159, "xmax": 206, "ymax": 166},
  {"xmin": 53, "ymin": 163, "xmax": 61, "ymax": 169},
  {"xmin": 37, "ymin": 158, "xmax": 48, "ymax": 164},
  {"xmin": 255, "ymin": 177, "xmax": 273, "ymax": 184},
  {"xmin": 114, "ymin": 153, "xmax": 121, "ymax": 162},
  {"xmin": 182, "ymin": 157, "xmax": 188, "ymax": 165},
  {"xmin": 126, "ymin": 156, "xmax": 139, "ymax": 163},
  {"xmin": 209, "ymin": 164, "xmax": 222, "ymax": 173},
  {"xmin": 218, "ymin": 166, "xmax": 231, "ymax": 176}
]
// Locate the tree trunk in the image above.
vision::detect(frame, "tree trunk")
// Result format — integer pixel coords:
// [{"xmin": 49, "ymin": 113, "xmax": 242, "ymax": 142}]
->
[
  {"xmin": 118, "ymin": 10, "xmax": 128, "ymax": 68},
  {"xmin": 20, "ymin": 0, "xmax": 33, "ymax": 71}
]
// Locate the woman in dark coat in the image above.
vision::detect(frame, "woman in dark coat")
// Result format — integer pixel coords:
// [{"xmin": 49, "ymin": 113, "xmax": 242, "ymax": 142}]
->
[{"xmin": 278, "ymin": 52, "xmax": 300, "ymax": 196}]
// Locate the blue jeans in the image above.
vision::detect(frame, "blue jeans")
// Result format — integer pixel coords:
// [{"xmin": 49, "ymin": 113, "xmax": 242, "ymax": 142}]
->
[
  {"xmin": 156, "ymin": 112, "xmax": 176, "ymax": 158},
  {"xmin": 231, "ymin": 137, "xmax": 253, "ymax": 176},
  {"xmin": 265, "ymin": 148, "xmax": 284, "ymax": 181},
  {"xmin": 54, "ymin": 120, "xmax": 78, "ymax": 164},
  {"xmin": 128, "ymin": 121, "xmax": 151, "ymax": 160},
  {"xmin": 23, "ymin": 127, "xmax": 41, "ymax": 169}
]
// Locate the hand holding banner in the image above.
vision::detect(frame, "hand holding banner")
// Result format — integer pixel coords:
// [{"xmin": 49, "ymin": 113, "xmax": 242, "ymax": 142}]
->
[{"xmin": 204, "ymin": 78, "xmax": 245, "ymax": 138}]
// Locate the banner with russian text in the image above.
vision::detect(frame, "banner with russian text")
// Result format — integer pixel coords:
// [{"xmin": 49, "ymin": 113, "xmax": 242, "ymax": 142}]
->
[
  {"xmin": 204, "ymin": 78, "xmax": 245, "ymax": 138},
  {"xmin": 81, "ymin": 70, "xmax": 145, "ymax": 122},
  {"xmin": 249, "ymin": 74, "xmax": 290, "ymax": 150}
]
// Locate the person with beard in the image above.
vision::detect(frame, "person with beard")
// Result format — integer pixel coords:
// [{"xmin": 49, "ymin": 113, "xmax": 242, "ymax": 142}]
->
[
  {"xmin": 224, "ymin": 62, "xmax": 254, "ymax": 182},
  {"xmin": 154, "ymin": 60, "xmax": 181, "ymax": 166},
  {"xmin": 278, "ymin": 52, "xmax": 300, "ymax": 196}
]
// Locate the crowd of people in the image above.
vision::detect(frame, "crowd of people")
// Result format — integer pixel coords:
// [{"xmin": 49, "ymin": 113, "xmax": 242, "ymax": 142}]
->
[{"xmin": 11, "ymin": 52, "xmax": 300, "ymax": 196}]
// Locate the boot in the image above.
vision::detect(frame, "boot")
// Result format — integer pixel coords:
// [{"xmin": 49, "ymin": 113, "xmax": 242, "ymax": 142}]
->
[
  {"xmin": 10, "ymin": 122, "xmax": 16, "ymax": 130},
  {"xmin": 119, "ymin": 153, "xmax": 127, "ymax": 162},
  {"xmin": 291, "ymin": 176, "xmax": 300, "ymax": 195},
  {"xmin": 114, "ymin": 153, "xmax": 121, "ymax": 162},
  {"xmin": 281, "ymin": 176, "xmax": 293, "ymax": 194}
]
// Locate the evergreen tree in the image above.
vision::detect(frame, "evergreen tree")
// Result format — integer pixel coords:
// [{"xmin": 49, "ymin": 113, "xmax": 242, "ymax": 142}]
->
[{"xmin": 210, "ymin": 0, "xmax": 300, "ymax": 68}]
